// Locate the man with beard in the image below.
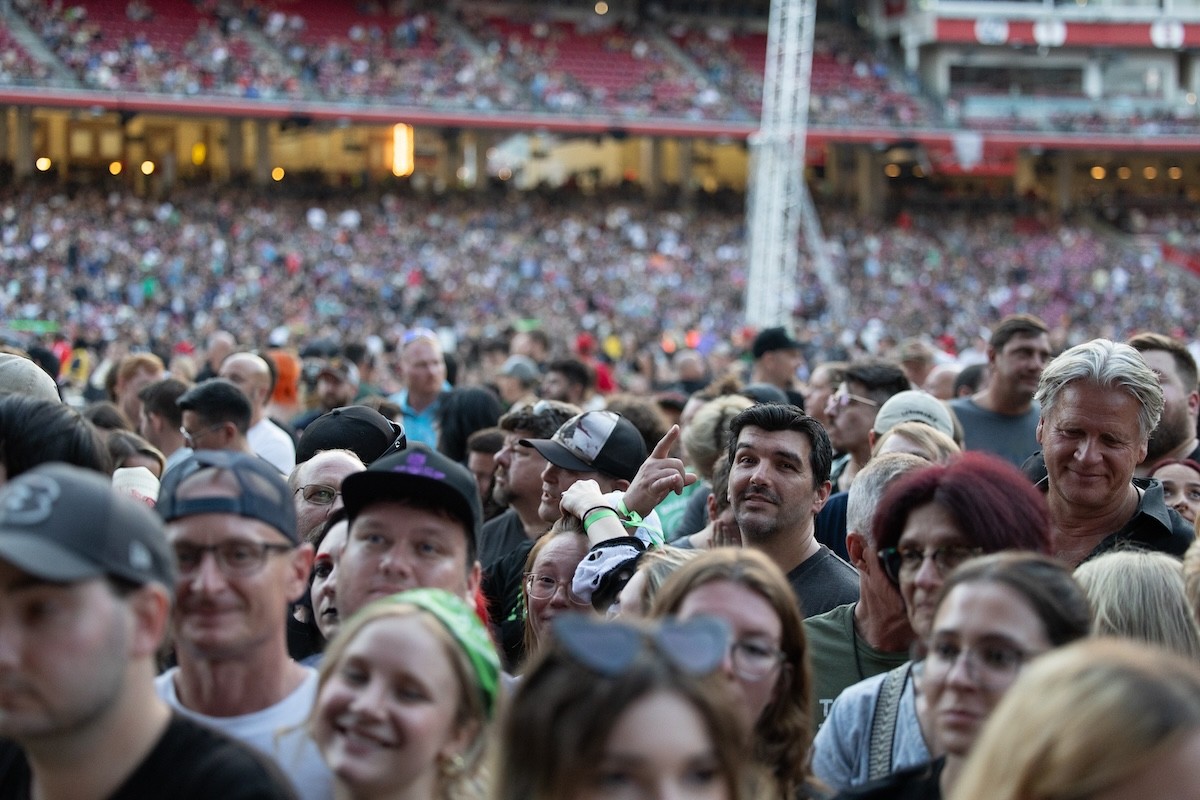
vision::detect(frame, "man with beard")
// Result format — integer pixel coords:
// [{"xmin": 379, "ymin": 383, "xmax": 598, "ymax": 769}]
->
[
  {"xmin": 951, "ymin": 314, "xmax": 1052, "ymax": 467},
  {"xmin": 476, "ymin": 400, "xmax": 580, "ymax": 568},
  {"xmin": 1036, "ymin": 339, "xmax": 1192, "ymax": 566},
  {"xmin": 727, "ymin": 403, "xmax": 859, "ymax": 617},
  {"xmin": 1129, "ymin": 332, "xmax": 1200, "ymax": 472}
]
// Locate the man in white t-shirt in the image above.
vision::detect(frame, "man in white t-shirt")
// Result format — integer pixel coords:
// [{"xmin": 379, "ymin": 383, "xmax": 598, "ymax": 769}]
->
[
  {"xmin": 220, "ymin": 352, "xmax": 296, "ymax": 474},
  {"xmin": 154, "ymin": 451, "xmax": 329, "ymax": 800}
]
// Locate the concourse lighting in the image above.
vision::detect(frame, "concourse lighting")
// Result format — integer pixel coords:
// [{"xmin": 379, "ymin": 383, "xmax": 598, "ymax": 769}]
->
[
  {"xmin": 272, "ymin": 167, "xmax": 285, "ymax": 181},
  {"xmin": 1090, "ymin": 166, "xmax": 1106, "ymax": 180},
  {"xmin": 140, "ymin": 160, "xmax": 155, "ymax": 175},
  {"xmin": 109, "ymin": 161, "xmax": 122, "ymax": 175},
  {"xmin": 392, "ymin": 123, "xmax": 414, "ymax": 177},
  {"xmin": 35, "ymin": 157, "xmax": 50, "ymax": 171}
]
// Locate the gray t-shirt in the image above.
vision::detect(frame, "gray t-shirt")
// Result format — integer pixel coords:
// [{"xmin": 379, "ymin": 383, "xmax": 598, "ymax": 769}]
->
[
  {"xmin": 810, "ymin": 665, "xmax": 930, "ymax": 792},
  {"xmin": 786, "ymin": 545, "xmax": 860, "ymax": 618},
  {"xmin": 949, "ymin": 397, "xmax": 1040, "ymax": 467}
]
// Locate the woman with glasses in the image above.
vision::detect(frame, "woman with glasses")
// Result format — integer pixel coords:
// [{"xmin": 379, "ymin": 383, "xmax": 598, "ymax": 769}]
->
[
  {"xmin": 520, "ymin": 516, "xmax": 594, "ymax": 669},
  {"xmin": 951, "ymin": 638, "xmax": 1200, "ymax": 800},
  {"xmin": 494, "ymin": 614, "xmax": 758, "ymax": 800},
  {"xmin": 813, "ymin": 452, "xmax": 1051, "ymax": 792},
  {"xmin": 310, "ymin": 588, "xmax": 499, "ymax": 800},
  {"xmin": 834, "ymin": 552, "xmax": 1090, "ymax": 799},
  {"xmin": 650, "ymin": 548, "xmax": 820, "ymax": 800}
]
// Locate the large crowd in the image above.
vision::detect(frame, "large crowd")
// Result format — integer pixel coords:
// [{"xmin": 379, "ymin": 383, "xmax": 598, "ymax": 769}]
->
[{"xmin": 2, "ymin": 184, "xmax": 1199, "ymax": 388}]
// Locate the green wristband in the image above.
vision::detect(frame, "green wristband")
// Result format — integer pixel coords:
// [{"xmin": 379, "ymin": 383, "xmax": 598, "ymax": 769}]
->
[{"xmin": 583, "ymin": 508, "xmax": 619, "ymax": 529}]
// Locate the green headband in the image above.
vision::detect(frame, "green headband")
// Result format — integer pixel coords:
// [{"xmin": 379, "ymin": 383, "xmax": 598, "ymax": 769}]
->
[{"xmin": 378, "ymin": 588, "xmax": 501, "ymax": 719}]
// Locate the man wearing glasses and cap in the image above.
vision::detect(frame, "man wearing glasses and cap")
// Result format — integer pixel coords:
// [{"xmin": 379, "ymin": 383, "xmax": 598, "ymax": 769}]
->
[
  {"xmin": 154, "ymin": 451, "xmax": 328, "ymax": 800},
  {"xmin": 0, "ymin": 464, "xmax": 296, "ymax": 799}
]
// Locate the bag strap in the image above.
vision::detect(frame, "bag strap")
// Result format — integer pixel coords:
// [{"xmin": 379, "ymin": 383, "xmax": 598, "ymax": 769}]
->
[{"xmin": 866, "ymin": 662, "xmax": 912, "ymax": 781}]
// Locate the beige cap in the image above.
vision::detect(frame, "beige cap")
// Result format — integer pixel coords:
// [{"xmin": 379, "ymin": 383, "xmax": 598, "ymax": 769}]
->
[{"xmin": 0, "ymin": 353, "xmax": 59, "ymax": 402}]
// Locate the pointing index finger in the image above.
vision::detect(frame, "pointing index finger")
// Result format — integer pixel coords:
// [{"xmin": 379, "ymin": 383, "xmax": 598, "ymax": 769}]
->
[{"xmin": 651, "ymin": 424, "xmax": 680, "ymax": 460}]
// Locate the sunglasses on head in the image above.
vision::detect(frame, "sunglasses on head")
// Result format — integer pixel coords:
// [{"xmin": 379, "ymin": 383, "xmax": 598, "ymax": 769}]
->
[{"xmin": 552, "ymin": 614, "xmax": 731, "ymax": 677}]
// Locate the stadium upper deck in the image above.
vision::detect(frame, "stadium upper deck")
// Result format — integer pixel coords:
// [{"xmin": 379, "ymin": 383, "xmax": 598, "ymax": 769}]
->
[{"xmin": 3, "ymin": 0, "xmax": 1199, "ymax": 139}]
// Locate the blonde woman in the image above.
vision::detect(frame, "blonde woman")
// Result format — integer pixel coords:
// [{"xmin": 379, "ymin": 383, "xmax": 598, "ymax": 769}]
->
[
  {"xmin": 311, "ymin": 589, "xmax": 499, "ymax": 800},
  {"xmin": 1075, "ymin": 549, "xmax": 1200, "ymax": 661}
]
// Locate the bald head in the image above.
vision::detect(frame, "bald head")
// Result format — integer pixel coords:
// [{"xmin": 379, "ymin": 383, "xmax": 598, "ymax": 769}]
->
[{"xmin": 219, "ymin": 353, "xmax": 272, "ymax": 418}]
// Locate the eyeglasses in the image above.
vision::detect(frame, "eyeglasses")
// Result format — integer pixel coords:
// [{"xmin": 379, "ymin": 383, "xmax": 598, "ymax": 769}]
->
[
  {"xmin": 877, "ymin": 545, "xmax": 984, "ymax": 586},
  {"xmin": 919, "ymin": 637, "xmax": 1038, "ymax": 689},
  {"xmin": 524, "ymin": 573, "xmax": 590, "ymax": 607},
  {"xmin": 180, "ymin": 423, "xmax": 224, "ymax": 448},
  {"xmin": 552, "ymin": 614, "xmax": 731, "ymax": 677},
  {"xmin": 173, "ymin": 540, "xmax": 295, "ymax": 577},
  {"xmin": 827, "ymin": 390, "xmax": 880, "ymax": 411},
  {"xmin": 728, "ymin": 637, "xmax": 786, "ymax": 682},
  {"xmin": 296, "ymin": 483, "xmax": 342, "ymax": 506}
]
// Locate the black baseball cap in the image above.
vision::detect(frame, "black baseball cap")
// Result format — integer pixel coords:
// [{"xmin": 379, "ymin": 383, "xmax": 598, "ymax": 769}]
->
[
  {"xmin": 520, "ymin": 410, "xmax": 647, "ymax": 483},
  {"xmin": 0, "ymin": 463, "xmax": 175, "ymax": 588},
  {"xmin": 752, "ymin": 327, "xmax": 803, "ymax": 358},
  {"xmin": 157, "ymin": 450, "xmax": 299, "ymax": 543},
  {"xmin": 341, "ymin": 444, "xmax": 482, "ymax": 550},
  {"xmin": 296, "ymin": 405, "xmax": 406, "ymax": 465}
]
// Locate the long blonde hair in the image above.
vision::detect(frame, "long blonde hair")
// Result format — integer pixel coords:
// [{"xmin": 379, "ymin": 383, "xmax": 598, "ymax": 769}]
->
[{"xmin": 952, "ymin": 638, "xmax": 1200, "ymax": 800}]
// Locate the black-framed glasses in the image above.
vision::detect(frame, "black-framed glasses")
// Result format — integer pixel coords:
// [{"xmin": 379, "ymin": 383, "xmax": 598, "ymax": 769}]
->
[
  {"xmin": 552, "ymin": 614, "xmax": 731, "ymax": 677},
  {"xmin": 524, "ymin": 572, "xmax": 590, "ymax": 607},
  {"xmin": 173, "ymin": 540, "xmax": 294, "ymax": 577},
  {"xmin": 295, "ymin": 484, "xmax": 342, "ymax": 506},
  {"xmin": 180, "ymin": 423, "xmax": 224, "ymax": 448},
  {"xmin": 877, "ymin": 545, "xmax": 984, "ymax": 586}
]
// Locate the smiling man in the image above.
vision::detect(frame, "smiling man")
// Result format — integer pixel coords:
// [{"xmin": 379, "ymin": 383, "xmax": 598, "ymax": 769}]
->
[
  {"xmin": 727, "ymin": 403, "xmax": 859, "ymax": 617},
  {"xmin": 1035, "ymin": 339, "xmax": 1192, "ymax": 566},
  {"xmin": 155, "ymin": 451, "xmax": 326, "ymax": 800}
]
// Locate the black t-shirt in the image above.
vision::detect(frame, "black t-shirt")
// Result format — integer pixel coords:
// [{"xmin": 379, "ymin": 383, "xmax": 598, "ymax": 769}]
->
[
  {"xmin": 0, "ymin": 714, "xmax": 298, "ymax": 800},
  {"xmin": 477, "ymin": 508, "xmax": 531, "ymax": 570},
  {"xmin": 482, "ymin": 538, "xmax": 536, "ymax": 670}
]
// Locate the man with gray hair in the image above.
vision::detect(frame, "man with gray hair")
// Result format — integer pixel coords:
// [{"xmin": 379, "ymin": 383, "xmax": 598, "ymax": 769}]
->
[
  {"xmin": 1036, "ymin": 338, "xmax": 1193, "ymax": 566},
  {"xmin": 804, "ymin": 452, "xmax": 930, "ymax": 724}
]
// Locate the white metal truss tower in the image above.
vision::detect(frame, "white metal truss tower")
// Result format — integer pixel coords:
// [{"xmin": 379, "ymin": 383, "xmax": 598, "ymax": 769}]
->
[{"xmin": 744, "ymin": 0, "xmax": 843, "ymax": 328}]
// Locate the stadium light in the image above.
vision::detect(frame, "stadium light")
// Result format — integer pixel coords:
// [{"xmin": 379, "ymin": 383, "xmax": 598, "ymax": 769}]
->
[
  {"xmin": 1169, "ymin": 166, "xmax": 1183, "ymax": 180},
  {"xmin": 191, "ymin": 142, "xmax": 207, "ymax": 167},
  {"xmin": 141, "ymin": 160, "xmax": 155, "ymax": 175},
  {"xmin": 1117, "ymin": 166, "xmax": 1132, "ymax": 180},
  {"xmin": 1143, "ymin": 166, "xmax": 1157, "ymax": 180},
  {"xmin": 108, "ymin": 161, "xmax": 122, "ymax": 176},
  {"xmin": 595, "ymin": 1, "xmax": 609, "ymax": 14},
  {"xmin": 272, "ymin": 167, "xmax": 285, "ymax": 181},
  {"xmin": 35, "ymin": 157, "xmax": 50, "ymax": 172},
  {"xmin": 1090, "ymin": 166, "xmax": 1106, "ymax": 180},
  {"xmin": 392, "ymin": 123, "xmax": 414, "ymax": 178}
]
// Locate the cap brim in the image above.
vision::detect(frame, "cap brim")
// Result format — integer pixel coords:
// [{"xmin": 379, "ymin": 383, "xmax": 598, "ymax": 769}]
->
[
  {"xmin": 0, "ymin": 534, "xmax": 104, "ymax": 582},
  {"xmin": 520, "ymin": 438, "xmax": 594, "ymax": 474},
  {"xmin": 341, "ymin": 472, "xmax": 476, "ymax": 540}
]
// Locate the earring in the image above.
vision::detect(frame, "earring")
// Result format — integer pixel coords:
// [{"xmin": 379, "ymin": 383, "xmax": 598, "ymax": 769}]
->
[{"xmin": 438, "ymin": 753, "xmax": 466, "ymax": 780}]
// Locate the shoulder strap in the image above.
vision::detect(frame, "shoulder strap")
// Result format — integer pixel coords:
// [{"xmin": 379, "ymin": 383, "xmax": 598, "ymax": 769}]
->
[{"xmin": 866, "ymin": 662, "xmax": 912, "ymax": 781}]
